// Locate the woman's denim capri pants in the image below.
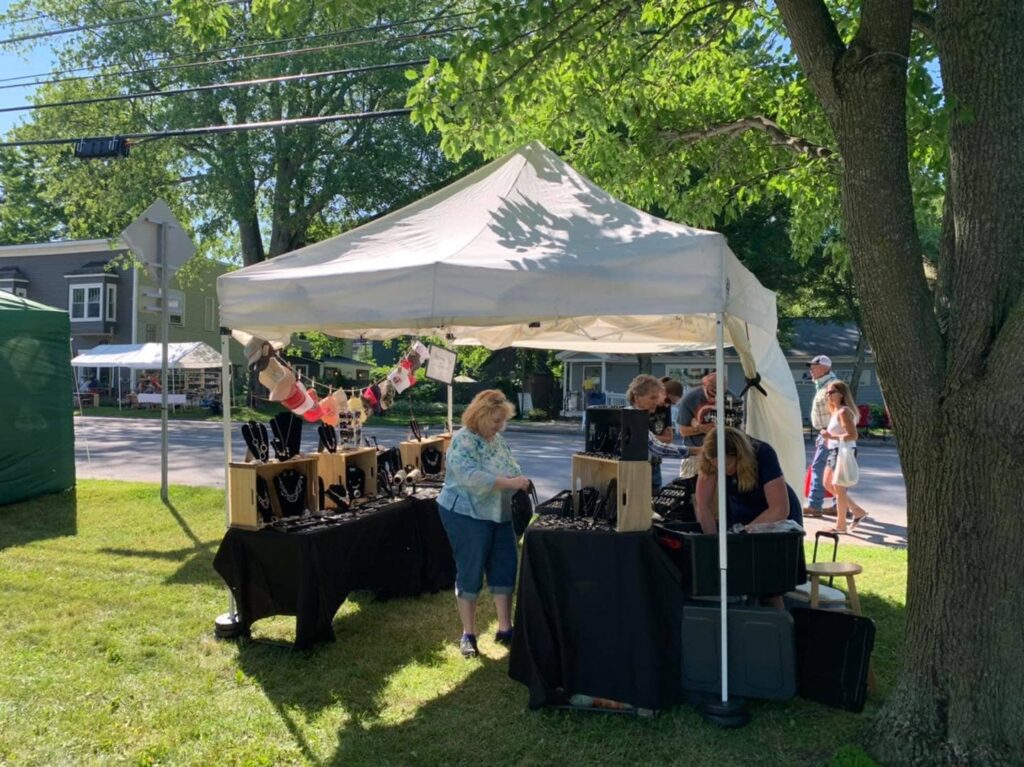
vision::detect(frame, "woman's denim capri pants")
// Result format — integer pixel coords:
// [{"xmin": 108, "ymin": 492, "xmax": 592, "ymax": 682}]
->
[{"xmin": 437, "ymin": 504, "xmax": 517, "ymax": 600}]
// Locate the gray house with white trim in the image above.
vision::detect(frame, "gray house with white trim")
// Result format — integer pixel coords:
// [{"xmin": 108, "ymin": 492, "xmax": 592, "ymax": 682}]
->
[
  {"xmin": 557, "ymin": 319, "xmax": 882, "ymax": 424},
  {"xmin": 0, "ymin": 239, "xmax": 241, "ymax": 387}
]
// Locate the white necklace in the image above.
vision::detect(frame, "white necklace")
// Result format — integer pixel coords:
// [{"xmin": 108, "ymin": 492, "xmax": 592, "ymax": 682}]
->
[{"xmin": 276, "ymin": 472, "xmax": 304, "ymax": 504}]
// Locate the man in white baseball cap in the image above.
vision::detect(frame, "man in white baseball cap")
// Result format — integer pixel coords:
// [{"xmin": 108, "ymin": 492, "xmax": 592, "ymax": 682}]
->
[{"xmin": 805, "ymin": 354, "xmax": 837, "ymax": 517}]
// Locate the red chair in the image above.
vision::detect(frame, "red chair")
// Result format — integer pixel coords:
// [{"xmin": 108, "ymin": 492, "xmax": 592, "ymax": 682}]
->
[{"xmin": 857, "ymin": 404, "xmax": 870, "ymax": 439}]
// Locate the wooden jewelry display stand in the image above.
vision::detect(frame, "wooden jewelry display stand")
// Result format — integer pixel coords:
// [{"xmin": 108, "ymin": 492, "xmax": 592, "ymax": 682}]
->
[
  {"xmin": 228, "ymin": 456, "xmax": 319, "ymax": 530},
  {"xmin": 398, "ymin": 436, "xmax": 448, "ymax": 473},
  {"xmin": 570, "ymin": 454, "xmax": 653, "ymax": 532},
  {"xmin": 316, "ymin": 446, "xmax": 378, "ymax": 509}
]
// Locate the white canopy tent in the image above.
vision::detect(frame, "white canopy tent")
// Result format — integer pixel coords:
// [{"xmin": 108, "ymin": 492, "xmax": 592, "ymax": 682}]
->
[
  {"xmin": 71, "ymin": 342, "xmax": 222, "ymax": 370},
  {"xmin": 216, "ymin": 141, "xmax": 805, "ymax": 711}
]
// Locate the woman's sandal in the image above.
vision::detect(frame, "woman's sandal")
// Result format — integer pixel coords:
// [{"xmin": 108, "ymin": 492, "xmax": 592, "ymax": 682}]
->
[
  {"xmin": 827, "ymin": 527, "xmax": 848, "ymax": 535},
  {"xmin": 849, "ymin": 513, "xmax": 870, "ymax": 531}
]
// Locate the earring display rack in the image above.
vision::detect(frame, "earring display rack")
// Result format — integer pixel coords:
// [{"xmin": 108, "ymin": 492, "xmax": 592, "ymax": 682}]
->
[
  {"xmin": 229, "ymin": 455, "xmax": 319, "ymax": 529},
  {"xmin": 399, "ymin": 436, "xmax": 448, "ymax": 475},
  {"xmin": 571, "ymin": 454, "xmax": 652, "ymax": 532},
  {"xmin": 317, "ymin": 446, "xmax": 378, "ymax": 509}
]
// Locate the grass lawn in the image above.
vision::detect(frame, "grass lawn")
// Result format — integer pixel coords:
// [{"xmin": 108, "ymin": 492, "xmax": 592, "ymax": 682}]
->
[{"xmin": 0, "ymin": 481, "xmax": 905, "ymax": 766}]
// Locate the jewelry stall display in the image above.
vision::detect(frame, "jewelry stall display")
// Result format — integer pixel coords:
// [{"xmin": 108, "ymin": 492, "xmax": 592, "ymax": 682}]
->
[{"xmin": 274, "ymin": 469, "xmax": 306, "ymax": 518}]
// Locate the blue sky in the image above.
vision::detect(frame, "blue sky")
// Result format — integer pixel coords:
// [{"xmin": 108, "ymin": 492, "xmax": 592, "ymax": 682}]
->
[{"xmin": 0, "ymin": 0, "xmax": 60, "ymax": 136}]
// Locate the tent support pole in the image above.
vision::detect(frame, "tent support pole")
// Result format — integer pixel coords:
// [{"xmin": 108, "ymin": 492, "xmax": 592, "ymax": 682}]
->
[
  {"xmin": 699, "ymin": 310, "xmax": 750, "ymax": 728},
  {"xmin": 215, "ymin": 327, "xmax": 242, "ymax": 639},
  {"xmin": 447, "ymin": 384, "xmax": 453, "ymax": 434}
]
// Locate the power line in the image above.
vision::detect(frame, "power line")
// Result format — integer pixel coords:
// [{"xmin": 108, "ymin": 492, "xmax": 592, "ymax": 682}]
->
[
  {"xmin": 0, "ymin": 0, "xmax": 248, "ymax": 47},
  {"xmin": 0, "ymin": 9, "xmax": 474, "ymax": 86},
  {"xmin": 0, "ymin": 57, "xmax": 439, "ymax": 114},
  {"xmin": 0, "ymin": 25, "xmax": 469, "ymax": 94},
  {"xmin": 0, "ymin": 107, "xmax": 414, "ymax": 149}
]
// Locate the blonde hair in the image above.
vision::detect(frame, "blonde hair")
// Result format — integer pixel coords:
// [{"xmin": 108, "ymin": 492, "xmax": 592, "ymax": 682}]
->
[
  {"xmin": 462, "ymin": 389, "xmax": 516, "ymax": 433},
  {"xmin": 827, "ymin": 380, "xmax": 857, "ymax": 414},
  {"xmin": 698, "ymin": 425, "xmax": 758, "ymax": 493},
  {"xmin": 626, "ymin": 374, "xmax": 664, "ymax": 406}
]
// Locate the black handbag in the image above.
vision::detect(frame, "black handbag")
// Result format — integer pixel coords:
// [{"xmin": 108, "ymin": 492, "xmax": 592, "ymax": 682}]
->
[{"xmin": 511, "ymin": 481, "xmax": 538, "ymax": 537}]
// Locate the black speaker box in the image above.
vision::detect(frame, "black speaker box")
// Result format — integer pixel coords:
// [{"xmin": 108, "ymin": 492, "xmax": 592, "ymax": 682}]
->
[{"xmin": 584, "ymin": 407, "xmax": 649, "ymax": 460}]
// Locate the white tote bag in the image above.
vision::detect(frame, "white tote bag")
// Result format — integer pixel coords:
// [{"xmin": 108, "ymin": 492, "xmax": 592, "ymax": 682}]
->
[{"xmin": 834, "ymin": 438, "xmax": 860, "ymax": 487}]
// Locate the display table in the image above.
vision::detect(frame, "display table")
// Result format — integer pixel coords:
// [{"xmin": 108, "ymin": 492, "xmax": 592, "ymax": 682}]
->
[
  {"xmin": 137, "ymin": 393, "xmax": 187, "ymax": 408},
  {"xmin": 508, "ymin": 521, "xmax": 685, "ymax": 712},
  {"xmin": 213, "ymin": 495, "xmax": 454, "ymax": 649}
]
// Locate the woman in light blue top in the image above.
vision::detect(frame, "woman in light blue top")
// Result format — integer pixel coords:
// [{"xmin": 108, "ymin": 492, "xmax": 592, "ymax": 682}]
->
[{"xmin": 437, "ymin": 389, "xmax": 532, "ymax": 658}]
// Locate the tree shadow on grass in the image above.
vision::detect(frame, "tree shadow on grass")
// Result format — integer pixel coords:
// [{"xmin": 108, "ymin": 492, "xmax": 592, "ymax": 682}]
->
[
  {"xmin": 0, "ymin": 487, "xmax": 77, "ymax": 552},
  {"xmin": 321, "ymin": 593, "xmax": 906, "ymax": 767},
  {"xmin": 234, "ymin": 590, "xmax": 461, "ymax": 765},
  {"xmin": 98, "ymin": 501, "xmax": 223, "ymax": 587}
]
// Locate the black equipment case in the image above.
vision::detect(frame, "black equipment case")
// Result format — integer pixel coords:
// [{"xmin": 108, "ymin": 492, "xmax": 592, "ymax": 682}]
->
[
  {"xmin": 791, "ymin": 607, "xmax": 876, "ymax": 712},
  {"xmin": 584, "ymin": 407, "xmax": 649, "ymax": 460},
  {"xmin": 680, "ymin": 603, "xmax": 797, "ymax": 701}
]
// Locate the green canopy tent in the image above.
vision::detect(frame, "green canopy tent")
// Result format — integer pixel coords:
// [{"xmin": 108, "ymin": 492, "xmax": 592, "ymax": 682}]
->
[{"xmin": 0, "ymin": 292, "xmax": 75, "ymax": 506}]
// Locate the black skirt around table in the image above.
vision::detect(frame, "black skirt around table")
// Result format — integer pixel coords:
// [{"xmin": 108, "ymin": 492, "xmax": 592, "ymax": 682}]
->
[
  {"xmin": 507, "ymin": 522, "xmax": 685, "ymax": 712},
  {"xmin": 213, "ymin": 495, "xmax": 454, "ymax": 649}
]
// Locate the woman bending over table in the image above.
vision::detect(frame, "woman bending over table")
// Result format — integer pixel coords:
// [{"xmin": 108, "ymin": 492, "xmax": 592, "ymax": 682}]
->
[
  {"xmin": 437, "ymin": 389, "xmax": 532, "ymax": 659},
  {"xmin": 694, "ymin": 425, "xmax": 801, "ymax": 534}
]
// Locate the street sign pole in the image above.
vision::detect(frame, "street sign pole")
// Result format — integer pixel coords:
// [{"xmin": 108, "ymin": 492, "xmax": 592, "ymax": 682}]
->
[
  {"xmin": 159, "ymin": 220, "xmax": 169, "ymax": 504},
  {"xmin": 121, "ymin": 199, "xmax": 196, "ymax": 507}
]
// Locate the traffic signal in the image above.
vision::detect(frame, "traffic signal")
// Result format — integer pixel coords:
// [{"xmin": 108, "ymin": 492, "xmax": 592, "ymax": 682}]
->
[{"xmin": 73, "ymin": 137, "xmax": 130, "ymax": 159}]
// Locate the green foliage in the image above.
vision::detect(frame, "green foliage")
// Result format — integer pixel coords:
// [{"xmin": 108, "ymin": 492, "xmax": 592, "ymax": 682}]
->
[
  {"xmin": 404, "ymin": 1, "xmax": 946, "ymax": 314},
  {"xmin": 526, "ymin": 407, "xmax": 548, "ymax": 421},
  {"xmin": 3, "ymin": 0, "xmax": 468, "ymax": 264}
]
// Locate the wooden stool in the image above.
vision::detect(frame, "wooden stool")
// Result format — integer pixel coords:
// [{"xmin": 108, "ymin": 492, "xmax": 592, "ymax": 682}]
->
[
  {"xmin": 806, "ymin": 561, "xmax": 862, "ymax": 614},
  {"xmin": 805, "ymin": 561, "xmax": 876, "ymax": 694}
]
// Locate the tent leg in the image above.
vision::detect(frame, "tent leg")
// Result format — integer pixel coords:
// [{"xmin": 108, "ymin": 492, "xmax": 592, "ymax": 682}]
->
[
  {"xmin": 701, "ymin": 310, "xmax": 750, "ymax": 728},
  {"xmin": 215, "ymin": 327, "xmax": 242, "ymax": 640}
]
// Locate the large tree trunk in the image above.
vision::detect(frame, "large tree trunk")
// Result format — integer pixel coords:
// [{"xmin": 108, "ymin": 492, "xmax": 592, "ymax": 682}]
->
[{"xmin": 778, "ymin": 0, "xmax": 1024, "ymax": 762}]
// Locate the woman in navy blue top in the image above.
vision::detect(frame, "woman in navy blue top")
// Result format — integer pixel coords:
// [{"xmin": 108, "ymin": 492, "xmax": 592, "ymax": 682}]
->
[{"xmin": 694, "ymin": 425, "xmax": 800, "ymax": 533}]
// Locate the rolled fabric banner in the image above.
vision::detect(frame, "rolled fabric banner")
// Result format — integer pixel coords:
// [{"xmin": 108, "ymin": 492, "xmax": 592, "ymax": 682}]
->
[
  {"xmin": 259, "ymin": 357, "xmax": 297, "ymax": 402},
  {"xmin": 281, "ymin": 382, "xmax": 323, "ymax": 422}
]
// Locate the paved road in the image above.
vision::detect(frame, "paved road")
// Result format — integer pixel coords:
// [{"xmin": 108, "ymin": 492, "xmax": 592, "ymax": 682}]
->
[{"xmin": 74, "ymin": 417, "xmax": 906, "ymax": 548}]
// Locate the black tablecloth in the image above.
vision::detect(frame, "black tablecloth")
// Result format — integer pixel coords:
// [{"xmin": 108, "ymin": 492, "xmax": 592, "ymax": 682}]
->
[
  {"xmin": 213, "ymin": 495, "xmax": 454, "ymax": 649},
  {"xmin": 508, "ymin": 523, "xmax": 685, "ymax": 711}
]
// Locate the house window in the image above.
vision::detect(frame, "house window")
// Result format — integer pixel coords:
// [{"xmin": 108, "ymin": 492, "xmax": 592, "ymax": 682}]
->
[
  {"xmin": 106, "ymin": 284, "xmax": 117, "ymax": 321},
  {"xmin": 167, "ymin": 289, "xmax": 184, "ymax": 326},
  {"xmin": 13, "ymin": 287, "xmax": 27, "ymax": 298},
  {"xmin": 204, "ymin": 297, "xmax": 216, "ymax": 332},
  {"xmin": 69, "ymin": 284, "xmax": 102, "ymax": 321},
  {"xmin": 666, "ymin": 366, "xmax": 713, "ymax": 388},
  {"xmin": 145, "ymin": 323, "xmax": 157, "ymax": 342}
]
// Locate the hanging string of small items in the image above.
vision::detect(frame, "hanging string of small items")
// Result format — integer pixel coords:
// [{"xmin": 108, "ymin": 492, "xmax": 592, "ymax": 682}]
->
[{"xmin": 243, "ymin": 334, "xmax": 433, "ymax": 429}]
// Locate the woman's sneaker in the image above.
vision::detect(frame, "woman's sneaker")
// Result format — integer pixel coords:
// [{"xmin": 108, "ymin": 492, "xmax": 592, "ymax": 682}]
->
[
  {"xmin": 459, "ymin": 633, "xmax": 479, "ymax": 658},
  {"xmin": 495, "ymin": 628, "xmax": 514, "ymax": 648}
]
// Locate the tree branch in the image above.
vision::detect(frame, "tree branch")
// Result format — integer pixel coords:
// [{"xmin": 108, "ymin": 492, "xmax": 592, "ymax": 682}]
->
[
  {"xmin": 657, "ymin": 115, "xmax": 833, "ymax": 158},
  {"xmin": 774, "ymin": 0, "xmax": 845, "ymax": 118}
]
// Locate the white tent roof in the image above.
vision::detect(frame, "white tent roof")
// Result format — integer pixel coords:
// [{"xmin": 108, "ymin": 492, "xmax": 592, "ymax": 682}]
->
[
  {"xmin": 71, "ymin": 342, "xmax": 222, "ymax": 370},
  {"xmin": 217, "ymin": 141, "xmax": 805, "ymax": 486}
]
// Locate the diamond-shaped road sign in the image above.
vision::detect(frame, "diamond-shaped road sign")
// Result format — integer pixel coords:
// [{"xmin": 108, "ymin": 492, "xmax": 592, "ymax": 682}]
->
[{"xmin": 120, "ymin": 199, "xmax": 195, "ymax": 280}]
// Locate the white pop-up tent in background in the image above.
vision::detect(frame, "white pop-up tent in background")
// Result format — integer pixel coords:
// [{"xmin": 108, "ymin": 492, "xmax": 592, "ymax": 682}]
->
[{"xmin": 216, "ymin": 141, "xmax": 806, "ymax": 720}]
